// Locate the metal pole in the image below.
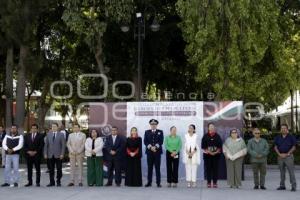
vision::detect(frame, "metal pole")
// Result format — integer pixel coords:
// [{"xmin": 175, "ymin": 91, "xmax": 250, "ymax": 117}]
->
[
  {"xmin": 296, "ymin": 90, "xmax": 298, "ymax": 133},
  {"xmin": 137, "ymin": 18, "xmax": 142, "ymax": 101},
  {"xmin": 290, "ymin": 89, "xmax": 294, "ymax": 132}
]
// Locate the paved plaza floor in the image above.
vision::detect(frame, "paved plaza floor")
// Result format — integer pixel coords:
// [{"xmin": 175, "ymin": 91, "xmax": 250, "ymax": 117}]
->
[{"xmin": 0, "ymin": 164, "xmax": 299, "ymax": 200}]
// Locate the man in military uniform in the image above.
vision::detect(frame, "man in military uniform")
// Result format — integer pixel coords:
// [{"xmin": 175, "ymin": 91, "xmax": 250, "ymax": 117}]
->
[{"xmin": 144, "ymin": 119, "xmax": 164, "ymax": 187}]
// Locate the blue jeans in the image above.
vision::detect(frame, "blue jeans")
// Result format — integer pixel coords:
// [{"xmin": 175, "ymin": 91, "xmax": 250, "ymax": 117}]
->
[{"xmin": 4, "ymin": 154, "xmax": 20, "ymax": 184}]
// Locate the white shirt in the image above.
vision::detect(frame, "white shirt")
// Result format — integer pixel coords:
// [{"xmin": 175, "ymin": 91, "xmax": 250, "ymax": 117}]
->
[
  {"xmin": 183, "ymin": 133, "xmax": 200, "ymax": 165},
  {"xmin": 112, "ymin": 135, "xmax": 117, "ymax": 145},
  {"xmin": 32, "ymin": 133, "xmax": 37, "ymax": 141}
]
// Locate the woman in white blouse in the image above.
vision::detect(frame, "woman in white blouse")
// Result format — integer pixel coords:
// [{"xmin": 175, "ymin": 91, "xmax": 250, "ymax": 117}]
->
[
  {"xmin": 183, "ymin": 124, "xmax": 200, "ymax": 188},
  {"xmin": 85, "ymin": 129, "xmax": 104, "ymax": 186}
]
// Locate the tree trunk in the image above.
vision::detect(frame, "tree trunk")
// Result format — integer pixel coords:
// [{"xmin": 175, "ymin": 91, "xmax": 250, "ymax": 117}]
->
[
  {"xmin": 5, "ymin": 47, "xmax": 14, "ymax": 131},
  {"xmin": 15, "ymin": 45, "xmax": 28, "ymax": 133},
  {"xmin": 26, "ymin": 84, "xmax": 34, "ymax": 133},
  {"xmin": 95, "ymin": 36, "xmax": 105, "ymax": 74},
  {"xmin": 290, "ymin": 89, "xmax": 294, "ymax": 132},
  {"xmin": 37, "ymin": 80, "xmax": 51, "ymax": 132}
]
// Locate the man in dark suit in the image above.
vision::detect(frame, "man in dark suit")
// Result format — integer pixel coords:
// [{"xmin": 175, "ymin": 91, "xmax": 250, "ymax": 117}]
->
[
  {"xmin": 104, "ymin": 126, "xmax": 125, "ymax": 187},
  {"xmin": 144, "ymin": 119, "xmax": 164, "ymax": 187},
  {"xmin": 24, "ymin": 124, "xmax": 44, "ymax": 187},
  {"xmin": 0, "ymin": 125, "xmax": 6, "ymax": 168},
  {"xmin": 44, "ymin": 123, "xmax": 66, "ymax": 187}
]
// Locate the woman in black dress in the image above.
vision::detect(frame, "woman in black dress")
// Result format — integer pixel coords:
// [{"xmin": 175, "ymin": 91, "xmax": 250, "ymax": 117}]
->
[
  {"xmin": 201, "ymin": 122, "xmax": 223, "ymax": 188},
  {"xmin": 125, "ymin": 127, "xmax": 143, "ymax": 187}
]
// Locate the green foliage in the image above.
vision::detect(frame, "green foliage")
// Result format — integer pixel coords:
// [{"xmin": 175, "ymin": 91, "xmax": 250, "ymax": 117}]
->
[
  {"xmin": 61, "ymin": 0, "xmax": 134, "ymax": 51},
  {"xmin": 177, "ymin": 0, "xmax": 300, "ymax": 110}
]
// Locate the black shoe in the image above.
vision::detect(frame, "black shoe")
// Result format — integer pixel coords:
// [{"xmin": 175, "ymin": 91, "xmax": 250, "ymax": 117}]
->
[
  {"xmin": 105, "ymin": 183, "xmax": 112, "ymax": 187},
  {"xmin": 254, "ymin": 186, "xmax": 259, "ymax": 189},
  {"xmin": 260, "ymin": 186, "xmax": 266, "ymax": 190},
  {"xmin": 1, "ymin": 183, "xmax": 9, "ymax": 187},
  {"xmin": 36, "ymin": 183, "xmax": 40, "ymax": 187},
  {"xmin": 277, "ymin": 186, "xmax": 286, "ymax": 190},
  {"xmin": 157, "ymin": 184, "xmax": 162, "ymax": 188},
  {"xmin": 145, "ymin": 183, "xmax": 152, "ymax": 187},
  {"xmin": 47, "ymin": 183, "xmax": 55, "ymax": 187},
  {"xmin": 291, "ymin": 188, "xmax": 296, "ymax": 192},
  {"xmin": 78, "ymin": 183, "xmax": 83, "ymax": 187},
  {"xmin": 57, "ymin": 183, "xmax": 61, "ymax": 187},
  {"xmin": 1, "ymin": 166, "xmax": 5, "ymax": 168},
  {"xmin": 116, "ymin": 184, "xmax": 121, "ymax": 187},
  {"xmin": 13, "ymin": 183, "xmax": 18, "ymax": 187},
  {"xmin": 24, "ymin": 183, "xmax": 32, "ymax": 187},
  {"xmin": 68, "ymin": 183, "xmax": 74, "ymax": 187}
]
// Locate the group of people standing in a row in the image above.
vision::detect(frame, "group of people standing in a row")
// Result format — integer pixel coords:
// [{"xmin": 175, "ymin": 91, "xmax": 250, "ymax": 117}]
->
[
  {"xmin": 201, "ymin": 123, "xmax": 297, "ymax": 192},
  {"xmin": 0, "ymin": 121, "xmax": 297, "ymax": 192}
]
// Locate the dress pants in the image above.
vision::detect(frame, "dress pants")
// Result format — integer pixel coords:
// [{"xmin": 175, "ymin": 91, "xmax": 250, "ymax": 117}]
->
[
  {"xmin": 252, "ymin": 162, "xmax": 267, "ymax": 187},
  {"xmin": 26, "ymin": 156, "xmax": 41, "ymax": 185},
  {"xmin": 204, "ymin": 155, "xmax": 219, "ymax": 184},
  {"xmin": 278, "ymin": 155, "xmax": 297, "ymax": 189},
  {"xmin": 226, "ymin": 157, "xmax": 244, "ymax": 187},
  {"xmin": 147, "ymin": 152, "xmax": 161, "ymax": 185},
  {"xmin": 107, "ymin": 157, "xmax": 122, "ymax": 185},
  {"xmin": 48, "ymin": 156, "xmax": 63, "ymax": 185},
  {"xmin": 69, "ymin": 153, "xmax": 84, "ymax": 184},
  {"xmin": 185, "ymin": 159, "xmax": 198, "ymax": 182},
  {"xmin": 166, "ymin": 151, "xmax": 179, "ymax": 183},
  {"xmin": 87, "ymin": 156, "xmax": 103, "ymax": 186}
]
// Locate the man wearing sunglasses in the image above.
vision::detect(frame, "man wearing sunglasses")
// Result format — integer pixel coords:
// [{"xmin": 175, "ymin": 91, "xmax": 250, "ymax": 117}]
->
[{"xmin": 247, "ymin": 128, "xmax": 269, "ymax": 190}]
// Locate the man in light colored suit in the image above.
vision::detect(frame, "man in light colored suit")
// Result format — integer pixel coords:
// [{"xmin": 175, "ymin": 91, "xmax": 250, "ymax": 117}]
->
[
  {"xmin": 44, "ymin": 123, "xmax": 66, "ymax": 187},
  {"xmin": 67, "ymin": 124, "xmax": 86, "ymax": 186}
]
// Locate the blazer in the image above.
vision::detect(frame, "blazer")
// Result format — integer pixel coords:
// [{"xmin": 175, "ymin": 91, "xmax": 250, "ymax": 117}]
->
[
  {"xmin": 43, "ymin": 131, "xmax": 66, "ymax": 159},
  {"xmin": 183, "ymin": 133, "xmax": 200, "ymax": 165},
  {"xmin": 104, "ymin": 134, "xmax": 125, "ymax": 161},
  {"xmin": 67, "ymin": 132, "xmax": 86, "ymax": 156},
  {"xmin": 144, "ymin": 129, "xmax": 164, "ymax": 155},
  {"xmin": 85, "ymin": 137, "xmax": 104, "ymax": 157},
  {"xmin": 23, "ymin": 132, "xmax": 44, "ymax": 159}
]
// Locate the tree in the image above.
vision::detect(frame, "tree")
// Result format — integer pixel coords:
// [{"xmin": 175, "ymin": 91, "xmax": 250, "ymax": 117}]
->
[
  {"xmin": 0, "ymin": 0, "xmax": 50, "ymax": 131},
  {"xmin": 177, "ymin": 0, "xmax": 299, "ymax": 110},
  {"xmin": 62, "ymin": 0, "xmax": 134, "ymax": 75}
]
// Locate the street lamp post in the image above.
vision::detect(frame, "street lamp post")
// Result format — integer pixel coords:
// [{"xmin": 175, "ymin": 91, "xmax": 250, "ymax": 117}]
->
[
  {"xmin": 121, "ymin": 5, "xmax": 160, "ymax": 101},
  {"xmin": 136, "ymin": 13, "xmax": 144, "ymax": 101}
]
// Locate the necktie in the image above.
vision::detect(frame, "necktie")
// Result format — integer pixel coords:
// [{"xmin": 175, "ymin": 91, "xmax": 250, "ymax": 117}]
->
[
  {"xmin": 32, "ymin": 133, "xmax": 35, "ymax": 142},
  {"xmin": 52, "ymin": 132, "xmax": 56, "ymax": 142}
]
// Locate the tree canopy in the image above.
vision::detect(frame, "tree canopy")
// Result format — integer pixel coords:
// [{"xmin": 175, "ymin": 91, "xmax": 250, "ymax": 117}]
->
[{"xmin": 0, "ymin": 0, "xmax": 299, "ymax": 130}]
